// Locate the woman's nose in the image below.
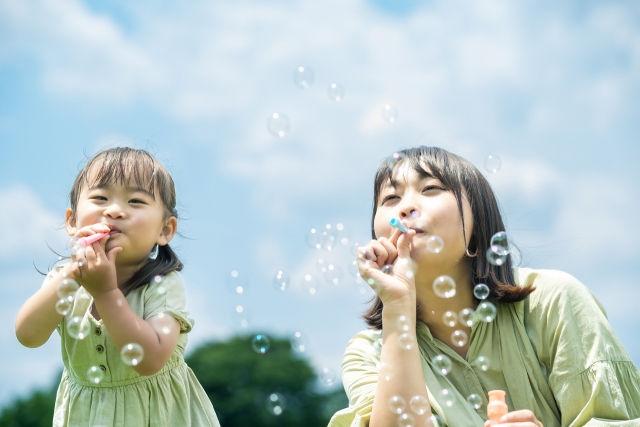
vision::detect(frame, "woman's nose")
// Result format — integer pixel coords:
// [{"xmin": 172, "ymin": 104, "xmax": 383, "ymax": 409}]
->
[{"xmin": 399, "ymin": 207, "xmax": 419, "ymax": 219}]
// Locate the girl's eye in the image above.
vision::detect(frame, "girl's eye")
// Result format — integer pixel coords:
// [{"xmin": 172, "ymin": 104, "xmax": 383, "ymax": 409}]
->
[
  {"xmin": 91, "ymin": 195, "xmax": 107, "ymax": 201},
  {"xmin": 381, "ymin": 195, "xmax": 398, "ymax": 205},
  {"xmin": 129, "ymin": 199, "xmax": 146, "ymax": 204}
]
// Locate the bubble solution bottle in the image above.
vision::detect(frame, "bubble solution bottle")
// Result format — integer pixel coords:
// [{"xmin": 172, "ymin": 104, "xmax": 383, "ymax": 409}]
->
[{"xmin": 487, "ymin": 390, "xmax": 508, "ymax": 426}]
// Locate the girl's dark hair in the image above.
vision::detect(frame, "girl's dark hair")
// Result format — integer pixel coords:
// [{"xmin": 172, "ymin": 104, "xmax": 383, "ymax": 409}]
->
[
  {"xmin": 69, "ymin": 147, "xmax": 183, "ymax": 296},
  {"xmin": 363, "ymin": 146, "xmax": 535, "ymax": 329}
]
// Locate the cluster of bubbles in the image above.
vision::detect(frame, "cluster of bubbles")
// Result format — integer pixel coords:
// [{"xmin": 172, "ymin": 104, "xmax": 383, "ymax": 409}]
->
[
  {"xmin": 486, "ymin": 231, "xmax": 510, "ymax": 267},
  {"xmin": 386, "ymin": 393, "xmax": 444, "ymax": 426}
]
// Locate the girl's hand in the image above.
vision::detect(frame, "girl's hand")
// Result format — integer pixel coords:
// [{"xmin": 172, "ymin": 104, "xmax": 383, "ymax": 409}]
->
[
  {"xmin": 71, "ymin": 225, "xmax": 122, "ymax": 297},
  {"xmin": 357, "ymin": 228, "xmax": 416, "ymax": 305},
  {"xmin": 484, "ymin": 410, "xmax": 543, "ymax": 427}
]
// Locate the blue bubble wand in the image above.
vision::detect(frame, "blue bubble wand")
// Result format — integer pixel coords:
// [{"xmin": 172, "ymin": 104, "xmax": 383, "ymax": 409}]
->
[{"xmin": 389, "ymin": 218, "xmax": 408, "ymax": 233}]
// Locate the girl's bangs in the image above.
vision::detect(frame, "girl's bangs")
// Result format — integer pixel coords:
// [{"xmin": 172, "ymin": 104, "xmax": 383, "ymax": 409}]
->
[{"xmin": 83, "ymin": 150, "xmax": 159, "ymax": 199}]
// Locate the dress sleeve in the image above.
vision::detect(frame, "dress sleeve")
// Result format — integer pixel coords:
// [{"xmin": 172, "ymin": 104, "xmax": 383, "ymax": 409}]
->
[
  {"xmin": 524, "ymin": 270, "xmax": 640, "ymax": 427},
  {"xmin": 328, "ymin": 330, "xmax": 382, "ymax": 427},
  {"xmin": 143, "ymin": 271, "xmax": 194, "ymax": 333}
]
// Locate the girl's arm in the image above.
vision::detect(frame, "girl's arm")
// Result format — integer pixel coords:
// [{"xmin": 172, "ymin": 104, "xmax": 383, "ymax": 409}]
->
[
  {"xmin": 74, "ymin": 236, "xmax": 181, "ymax": 377},
  {"xmin": 15, "ymin": 266, "xmax": 71, "ymax": 348},
  {"xmin": 359, "ymin": 230, "xmax": 434, "ymax": 427}
]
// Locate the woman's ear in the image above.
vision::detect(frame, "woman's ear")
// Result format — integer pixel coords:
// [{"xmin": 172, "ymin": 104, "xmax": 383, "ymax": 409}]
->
[
  {"xmin": 157, "ymin": 216, "xmax": 178, "ymax": 246},
  {"xmin": 65, "ymin": 209, "xmax": 77, "ymax": 236}
]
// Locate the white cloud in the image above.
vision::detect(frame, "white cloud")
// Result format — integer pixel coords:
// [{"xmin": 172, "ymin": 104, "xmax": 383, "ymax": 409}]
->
[{"xmin": 0, "ymin": 186, "xmax": 66, "ymax": 259}]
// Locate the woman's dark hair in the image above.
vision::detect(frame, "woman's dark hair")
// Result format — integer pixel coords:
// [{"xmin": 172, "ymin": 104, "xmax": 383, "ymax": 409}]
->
[
  {"xmin": 68, "ymin": 147, "xmax": 183, "ymax": 296},
  {"xmin": 363, "ymin": 146, "xmax": 535, "ymax": 329}
]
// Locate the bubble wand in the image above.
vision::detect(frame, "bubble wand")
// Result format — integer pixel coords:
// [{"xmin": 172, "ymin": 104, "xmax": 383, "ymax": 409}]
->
[
  {"xmin": 77, "ymin": 233, "xmax": 109, "ymax": 247},
  {"xmin": 389, "ymin": 218, "xmax": 408, "ymax": 233}
]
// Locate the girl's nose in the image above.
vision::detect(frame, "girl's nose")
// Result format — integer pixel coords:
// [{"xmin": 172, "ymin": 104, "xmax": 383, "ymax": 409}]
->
[{"xmin": 103, "ymin": 204, "xmax": 124, "ymax": 219}]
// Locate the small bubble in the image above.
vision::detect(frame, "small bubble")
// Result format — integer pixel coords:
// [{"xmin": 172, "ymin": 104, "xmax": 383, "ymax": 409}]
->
[
  {"xmin": 490, "ymin": 231, "xmax": 510, "ymax": 255},
  {"xmin": 388, "ymin": 395, "xmax": 406, "ymax": 414},
  {"xmin": 265, "ymin": 392, "xmax": 286, "ymax": 416},
  {"xmin": 150, "ymin": 312, "xmax": 174, "ymax": 335},
  {"xmin": 225, "ymin": 270, "xmax": 248, "ymax": 294},
  {"xmin": 319, "ymin": 367, "xmax": 336, "ymax": 386},
  {"xmin": 398, "ymin": 333, "xmax": 414, "ymax": 350},
  {"xmin": 432, "ymin": 354, "xmax": 452, "ymax": 376},
  {"xmin": 305, "ymin": 228, "xmax": 321, "ymax": 249},
  {"xmin": 87, "ymin": 366, "xmax": 104, "ymax": 384},
  {"xmin": 484, "ymin": 155, "xmax": 502, "ymax": 174},
  {"xmin": 477, "ymin": 301, "xmax": 497, "ymax": 322},
  {"xmin": 120, "ymin": 343, "xmax": 144, "ymax": 366},
  {"xmin": 381, "ymin": 264, "xmax": 394, "ymax": 274},
  {"xmin": 427, "ymin": 414, "xmax": 444, "ymax": 427},
  {"xmin": 273, "ymin": 270, "xmax": 290, "ymax": 291},
  {"xmin": 473, "ymin": 283, "xmax": 490, "ymax": 300},
  {"xmin": 327, "ymin": 83, "xmax": 345, "ymax": 102},
  {"xmin": 442, "ymin": 311, "xmax": 458, "ymax": 327},
  {"xmin": 396, "ymin": 315, "xmax": 410, "ymax": 332},
  {"xmin": 293, "ymin": 66, "xmax": 314, "ymax": 89},
  {"xmin": 252, "ymin": 334, "xmax": 271, "ymax": 354},
  {"xmin": 290, "ymin": 331, "xmax": 307, "ymax": 353},
  {"xmin": 459, "ymin": 308, "xmax": 475, "ymax": 327},
  {"xmin": 409, "ymin": 395, "xmax": 430, "ymax": 415},
  {"xmin": 398, "ymin": 412, "xmax": 416, "ymax": 427},
  {"xmin": 66, "ymin": 316, "xmax": 90, "ymax": 340},
  {"xmin": 451, "ymin": 330, "xmax": 468, "ymax": 347},
  {"xmin": 267, "ymin": 112, "xmax": 290, "ymax": 138},
  {"xmin": 467, "ymin": 393, "xmax": 482, "ymax": 410},
  {"xmin": 377, "ymin": 361, "xmax": 394, "ymax": 381},
  {"xmin": 440, "ymin": 388, "xmax": 454, "ymax": 407},
  {"xmin": 382, "ymin": 104, "xmax": 399, "ymax": 123},
  {"xmin": 55, "ymin": 298, "xmax": 72, "ymax": 316},
  {"xmin": 433, "ymin": 275, "xmax": 456, "ymax": 298},
  {"xmin": 472, "ymin": 355, "xmax": 490, "ymax": 371},
  {"xmin": 336, "ymin": 223, "xmax": 344, "ymax": 231},
  {"xmin": 486, "ymin": 246, "xmax": 507, "ymax": 266},
  {"xmin": 303, "ymin": 273, "xmax": 318, "ymax": 294},
  {"xmin": 426, "ymin": 236, "xmax": 444, "ymax": 253}
]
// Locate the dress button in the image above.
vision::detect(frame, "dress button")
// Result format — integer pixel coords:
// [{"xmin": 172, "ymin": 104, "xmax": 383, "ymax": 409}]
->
[
  {"xmin": 99, "ymin": 365, "xmax": 106, "ymax": 372},
  {"xmin": 95, "ymin": 328, "xmax": 102, "ymax": 336},
  {"xmin": 96, "ymin": 345, "xmax": 104, "ymax": 353}
]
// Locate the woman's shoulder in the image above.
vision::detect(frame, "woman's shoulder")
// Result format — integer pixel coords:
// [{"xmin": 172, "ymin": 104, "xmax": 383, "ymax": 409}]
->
[{"xmin": 343, "ymin": 328, "xmax": 382, "ymax": 360}]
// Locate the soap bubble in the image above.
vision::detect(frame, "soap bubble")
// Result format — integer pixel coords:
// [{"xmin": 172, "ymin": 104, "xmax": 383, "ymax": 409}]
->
[
  {"xmin": 377, "ymin": 361, "xmax": 394, "ymax": 381},
  {"xmin": 490, "ymin": 231, "xmax": 510, "ymax": 255},
  {"xmin": 486, "ymin": 246, "xmax": 507, "ymax": 266},
  {"xmin": 427, "ymin": 414, "xmax": 444, "ymax": 427},
  {"xmin": 382, "ymin": 104, "xmax": 398, "ymax": 123},
  {"xmin": 467, "ymin": 393, "xmax": 482, "ymax": 410},
  {"xmin": 150, "ymin": 312, "xmax": 175, "ymax": 335},
  {"xmin": 433, "ymin": 276, "xmax": 456, "ymax": 298},
  {"xmin": 397, "ymin": 315, "xmax": 411, "ymax": 332},
  {"xmin": 381, "ymin": 264, "xmax": 394, "ymax": 274},
  {"xmin": 410, "ymin": 395, "xmax": 430, "ymax": 415},
  {"xmin": 440, "ymin": 388, "xmax": 455, "ymax": 407},
  {"xmin": 442, "ymin": 311, "xmax": 457, "ymax": 327},
  {"xmin": 69, "ymin": 237, "xmax": 79, "ymax": 255},
  {"xmin": 398, "ymin": 413, "xmax": 416, "ymax": 427},
  {"xmin": 251, "ymin": 334, "xmax": 271, "ymax": 354},
  {"xmin": 388, "ymin": 395, "xmax": 406, "ymax": 414},
  {"xmin": 152, "ymin": 275, "xmax": 166, "ymax": 295},
  {"xmin": 66, "ymin": 316, "xmax": 90, "ymax": 340},
  {"xmin": 398, "ymin": 333, "xmax": 414, "ymax": 350},
  {"xmin": 316, "ymin": 258, "xmax": 327, "ymax": 274},
  {"xmin": 87, "ymin": 366, "xmax": 104, "ymax": 384},
  {"xmin": 121, "ymin": 343, "xmax": 144, "ymax": 366},
  {"xmin": 477, "ymin": 301, "xmax": 497, "ymax": 322},
  {"xmin": 319, "ymin": 367, "xmax": 336, "ymax": 386},
  {"xmin": 232, "ymin": 305, "xmax": 251, "ymax": 329},
  {"xmin": 306, "ymin": 228, "xmax": 321, "ymax": 249},
  {"xmin": 350, "ymin": 242, "xmax": 361, "ymax": 256},
  {"xmin": 293, "ymin": 66, "xmax": 314, "ymax": 89},
  {"xmin": 267, "ymin": 112, "xmax": 290, "ymax": 138},
  {"xmin": 459, "ymin": 308, "xmax": 475, "ymax": 327},
  {"xmin": 325, "ymin": 264, "xmax": 343, "ymax": 285},
  {"xmin": 426, "ymin": 236, "xmax": 444, "ymax": 253},
  {"xmin": 290, "ymin": 331, "xmax": 307, "ymax": 353},
  {"xmin": 472, "ymin": 355, "xmax": 490, "ymax": 371},
  {"xmin": 56, "ymin": 278, "xmax": 79, "ymax": 300},
  {"xmin": 226, "ymin": 270, "xmax": 248, "ymax": 294},
  {"xmin": 55, "ymin": 298, "xmax": 72, "ymax": 316},
  {"xmin": 348, "ymin": 260, "xmax": 361, "ymax": 280},
  {"xmin": 451, "ymin": 330, "xmax": 468, "ymax": 347},
  {"xmin": 432, "ymin": 354, "xmax": 452, "ymax": 376},
  {"xmin": 273, "ymin": 270, "xmax": 290, "ymax": 291},
  {"xmin": 266, "ymin": 392, "xmax": 286, "ymax": 416},
  {"xmin": 484, "ymin": 155, "xmax": 502, "ymax": 174},
  {"xmin": 473, "ymin": 283, "xmax": 490, "ymax": 300},
  {"xmin": 319, "ymin": 228, "xmax": 338, "ymax": 251},
  {"xmin": 327, "ymin": 83, "xmax": 344, "ymax": 102},
  {"xmin": 302, "ymin": 273, "xmax": 319, "ymax": 295}
]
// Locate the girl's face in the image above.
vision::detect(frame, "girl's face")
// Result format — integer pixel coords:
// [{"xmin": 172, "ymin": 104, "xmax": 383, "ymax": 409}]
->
[
  {"xmin": 373, "ymin": 163, "xmax": 474, "ymax": 270},
  {"xmin": 65, "ymin": 173, "xmax": 176, "ymax": 266}
]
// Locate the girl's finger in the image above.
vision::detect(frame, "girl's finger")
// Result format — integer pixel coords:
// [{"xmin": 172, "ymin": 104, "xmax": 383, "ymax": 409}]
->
[{"xmin": 377, "ymin": 237, "xmax": 398, "ymax": 266}]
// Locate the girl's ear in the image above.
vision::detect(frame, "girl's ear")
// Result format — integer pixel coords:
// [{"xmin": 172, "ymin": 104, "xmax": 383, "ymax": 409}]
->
[
  {"xmin": 65, "ymin": 208, "xmax": 77, "ymax": 236},
  {"xmin": 157, "ymin": 216, "xmax": 178, "ymax": 246}
]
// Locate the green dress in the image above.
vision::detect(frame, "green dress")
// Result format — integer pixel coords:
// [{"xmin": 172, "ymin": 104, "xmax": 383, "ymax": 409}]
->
[
  {"xmin": 47, "ymin": 270, "xmax": 220, "ymax": 427},
  {"xmin": 328, "ymin": 268, "xmax": 640, "ymax": 427}
]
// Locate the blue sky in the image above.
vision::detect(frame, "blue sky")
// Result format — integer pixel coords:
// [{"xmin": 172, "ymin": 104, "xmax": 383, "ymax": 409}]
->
[{"xmin": 1, "ymin": 0, "xmax": 639, "ymax": 405}]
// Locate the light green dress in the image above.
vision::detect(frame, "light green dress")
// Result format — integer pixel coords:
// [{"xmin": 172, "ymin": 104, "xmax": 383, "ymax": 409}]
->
[
  {"xmin": 46, "ymin": 270, "xmax": 220, "ymax": 427},
  {"xmin": 328, "ymin": 268, "xmax": 640, "ymax": 427}
]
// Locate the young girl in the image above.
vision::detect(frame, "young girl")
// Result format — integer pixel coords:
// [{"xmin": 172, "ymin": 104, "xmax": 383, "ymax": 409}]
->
[
  {"xmin": 329, "ymin": 146, "xmax": 640, "ymax": 427},
  {"xmin": 15, "ymin": 148, "xmax": 220, "ymax": 427}
]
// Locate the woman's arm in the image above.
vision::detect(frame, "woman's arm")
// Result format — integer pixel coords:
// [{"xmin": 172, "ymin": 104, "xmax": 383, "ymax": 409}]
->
[{"xmin": 15, "ymin": 266, "xmax": 70, "ymax": 348}]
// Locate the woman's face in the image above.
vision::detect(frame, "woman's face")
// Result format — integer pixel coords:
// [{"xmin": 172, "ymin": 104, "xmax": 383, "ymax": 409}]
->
[{"xmin": 373, "ymin": 162, "xmax": 474, "ymax": 271}]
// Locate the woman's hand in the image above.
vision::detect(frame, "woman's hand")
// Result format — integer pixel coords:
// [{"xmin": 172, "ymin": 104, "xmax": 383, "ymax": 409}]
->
[
  {"xmin": 484, "ymin": 410, "xmax": 543, "ymax": 427},
  {"xmin": 356, "ymin": 228, "xmax": 416, "ymax": 305},
  {"xmin": 71, "ymin": 224, "xmax": 122, "ymax": 297}
]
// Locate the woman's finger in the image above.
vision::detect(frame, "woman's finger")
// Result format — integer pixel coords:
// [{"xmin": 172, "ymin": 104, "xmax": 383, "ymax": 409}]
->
[
  {"xmin": 396, "ymin": 229, "xmax": 416, "ymax": 259},
  {"xmin": 369, "ymin": 240, "xmax": 389, "ymax": 268},
  {"xmin": 377, "ymin": 237, "xmax": 398, "ymax": 266},
  {"xmin": 388, "ymin": 228, "xmax": 402, "ymax": 247}
]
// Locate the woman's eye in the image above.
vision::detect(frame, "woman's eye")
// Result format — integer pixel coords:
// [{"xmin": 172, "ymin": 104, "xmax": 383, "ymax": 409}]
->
[
  {"xmin": 381, "ymin": 195, "xmax": 398, "ymax": 205},
  {"xmin": 422, "ymin": 185, "xmax": 444, "ymax": 192}
]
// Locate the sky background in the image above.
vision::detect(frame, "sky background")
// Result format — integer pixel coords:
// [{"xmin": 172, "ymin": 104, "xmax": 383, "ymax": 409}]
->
[{"xmin": 1, "ymin": 0, "xmax": 639, "ymax": 407}]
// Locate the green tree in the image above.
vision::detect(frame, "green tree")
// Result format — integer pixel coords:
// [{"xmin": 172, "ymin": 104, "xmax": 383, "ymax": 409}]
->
[
  {"xmin": 186, "ymin": 334, "xmax": 348, "ymax": 427},
  {"xmin": 0, "ymin": 377, "xmax": 58, "ymax": 427}
]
